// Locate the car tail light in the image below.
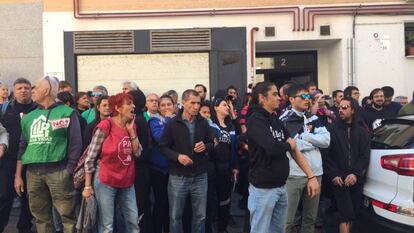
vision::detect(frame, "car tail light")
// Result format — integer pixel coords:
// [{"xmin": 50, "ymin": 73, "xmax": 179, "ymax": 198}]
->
[
  {"xmin": 372, "ymin": 199, "xmax": 398, "ymax": 213},
  {"xmin": 370, "ymin": 198, "xmax": 414, "ymax": 217},
  {"xmin": 381, "ymin": 154, "xmax": 414, "ymax": 176}
]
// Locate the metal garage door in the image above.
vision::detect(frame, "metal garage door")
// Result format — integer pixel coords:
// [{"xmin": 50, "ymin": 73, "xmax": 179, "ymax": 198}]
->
[{"xmin": 77, "ymin": 53, "xmax": 209, "ymax": 99}]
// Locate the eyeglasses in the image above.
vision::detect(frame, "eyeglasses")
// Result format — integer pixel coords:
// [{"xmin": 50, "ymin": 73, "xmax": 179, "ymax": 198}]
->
[
  {"xmin": 339, "ymin": 105, "xmax": 351, "ymax": 110},
  {"xmin": 294, "ymin": 93, "xmax": 312, "ymax": 100}
]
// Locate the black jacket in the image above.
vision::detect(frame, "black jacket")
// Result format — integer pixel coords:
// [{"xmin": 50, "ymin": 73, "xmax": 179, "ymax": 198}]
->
[
  {"xmin": 361, "ymin": 105, "xmax": 397, "ymax": 132},
  {"xmin": 246, "ymin": 104, "xmax": 292, "ymax": 188},
  {"xmin": 134, "ymin": 112, "xmax": 152, "ymax": 166},
  {"xmin": 322, "ymin": 119, "xmax": 370, "ymax": 182},
  {"xmin": 83, "ymin": 119, "xmax": 99, "ymax": 151},
  {"xmin": 159, "ymin": 111, "xmax": 214, "ymax": 176},
  {"xmin": 0, "ymin": 100, "xmax": 37, "ymax": 169}
]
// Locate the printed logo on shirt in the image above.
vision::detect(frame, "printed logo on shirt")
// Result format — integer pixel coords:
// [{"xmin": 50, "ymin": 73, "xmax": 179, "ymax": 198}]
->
[
  {"xmin": 50, "ymin": 118, "xmax": 70, "ymax": 130},
  {"xmin": 29, "ymin": 115, "xmax": 52, "ymax": 144},
  {"xmin": 269, "ymin": 126, "xmax": 285, "ymax": 142},
  {"xmin": 219, "ymin": 130, "xmax": 232, "ymax": 144},
  {"xmin": 372, "ymin": 118, "xmax": 384, "ymax": 130},
  {"xmin": 118, "ymin": 136, "xmax": 133, "ymax": 166}
]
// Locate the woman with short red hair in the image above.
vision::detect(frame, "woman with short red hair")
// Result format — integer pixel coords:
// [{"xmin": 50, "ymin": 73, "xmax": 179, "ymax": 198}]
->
[{"xmin": 82, "ymin": 93, "xmax": 142, "ymax": 233}]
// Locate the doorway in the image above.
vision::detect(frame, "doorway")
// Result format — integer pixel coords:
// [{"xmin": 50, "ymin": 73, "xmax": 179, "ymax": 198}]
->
[{"xmin": 256, "ymin": 51, "xmax": 317, "ymax": 88}]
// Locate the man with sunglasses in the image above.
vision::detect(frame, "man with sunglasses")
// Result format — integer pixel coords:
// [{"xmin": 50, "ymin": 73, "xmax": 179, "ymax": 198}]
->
[
  {"xmin": 82, "ymin": 85, "xmax": 108, "ymax": 124},
  {"xmin": 322, "ymin": 96, "xmax": 370, "ymax": 233},
  {"xmin": 280, "ymin": 84, "xmax": 330, "ymax": 233}
]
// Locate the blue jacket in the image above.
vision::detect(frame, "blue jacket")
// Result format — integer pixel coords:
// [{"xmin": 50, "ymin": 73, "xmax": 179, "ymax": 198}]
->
[{"xmin": 149, "ymin": 116, "xmax": 172, "ymax": 174}]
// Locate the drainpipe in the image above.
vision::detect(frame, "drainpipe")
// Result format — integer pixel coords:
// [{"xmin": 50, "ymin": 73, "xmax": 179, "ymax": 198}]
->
[
  {"xmin": 250, "ymin": 27, "xmax": 259, "ymax": 84},
  {"xmin": 351, "ymin": 11, "xmax": 357, "ymax": 86}
]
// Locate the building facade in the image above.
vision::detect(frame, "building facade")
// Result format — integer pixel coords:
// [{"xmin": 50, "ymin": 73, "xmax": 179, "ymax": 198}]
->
[
  {"xmin": 0, "ymin": 0, "xmax": 43, "ymax": 85},
  {"xmin": 2, "ymin": 0, "xmax": 414, "ymax": 98}
]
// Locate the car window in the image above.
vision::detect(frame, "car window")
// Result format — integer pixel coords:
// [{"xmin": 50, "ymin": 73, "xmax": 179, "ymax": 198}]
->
[{"xmin": 372, "ymin": 123, "xmax": 414, "ymax": 149}]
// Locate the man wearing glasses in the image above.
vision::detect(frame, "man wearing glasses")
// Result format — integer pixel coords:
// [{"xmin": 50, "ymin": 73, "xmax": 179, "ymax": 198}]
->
[
  {"xmin": 279, "ymin": 84, "xmax": 330, "ymax": 233},
  {"xmin": 322, "ymin": 96, "xmax": 370, "ymax": 233},
  {"xmin": 14, "ymin": 76, "xmax": 82, "ymax": 233}
]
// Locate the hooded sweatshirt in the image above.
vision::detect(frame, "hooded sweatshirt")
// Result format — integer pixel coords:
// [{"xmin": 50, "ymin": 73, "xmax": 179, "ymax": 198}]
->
[
  {"xmin": 246, "ymin": 104, "xmax": 292, "ymax": 188},
  {"xmin": 211, "ymin": 119, "xmax": 238, "ymax": 175},
  {"xmin": 279, "ymin": 108, "xmax": 330, "ymax": 177},
  {"xmin": 322, "ymin": 118, "xmax": 370, "ymax": 182}
]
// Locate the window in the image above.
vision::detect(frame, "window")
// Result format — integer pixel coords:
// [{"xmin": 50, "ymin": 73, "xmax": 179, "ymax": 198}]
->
[
  {"xmin": 405, "ymin": 23, "xmax": 414, "ymax": 56},
  {"xmin": 372, "ymin": 120, "xmax": 414, "ymax": 149}
]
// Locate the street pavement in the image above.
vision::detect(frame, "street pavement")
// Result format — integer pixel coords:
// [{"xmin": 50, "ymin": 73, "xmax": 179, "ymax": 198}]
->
[{"xmin": 4, "ymin": 193, "xmax": 391, "ymax": 233}]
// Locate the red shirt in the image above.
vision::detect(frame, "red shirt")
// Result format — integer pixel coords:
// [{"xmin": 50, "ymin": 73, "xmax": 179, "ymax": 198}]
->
[{"xmin": 97, "ymin": 118, "xmax": 136, "ymax": 188}]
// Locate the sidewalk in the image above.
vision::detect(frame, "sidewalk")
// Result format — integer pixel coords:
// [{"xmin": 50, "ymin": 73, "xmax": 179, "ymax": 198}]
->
[{"xmin": 3, "ymin": 193, "xmax": 388, "ymax": 233}]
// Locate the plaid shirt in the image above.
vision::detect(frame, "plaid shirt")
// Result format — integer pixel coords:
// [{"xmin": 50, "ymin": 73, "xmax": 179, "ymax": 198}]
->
[{"xmin": 84, "ymin": 128, "xmax": 105, "ymax": 174}]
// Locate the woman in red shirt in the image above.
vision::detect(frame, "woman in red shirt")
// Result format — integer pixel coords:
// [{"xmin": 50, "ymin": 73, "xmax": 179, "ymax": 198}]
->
[{"xmin": 82, "ymin": 93, "xmax": 142, "ymax": 233}]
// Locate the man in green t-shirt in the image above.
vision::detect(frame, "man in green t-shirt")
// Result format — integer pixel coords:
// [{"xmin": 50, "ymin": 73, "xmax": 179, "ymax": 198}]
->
[{"xmin": 15, "ymin": 76, "xmax": 82, "ymax": 233}]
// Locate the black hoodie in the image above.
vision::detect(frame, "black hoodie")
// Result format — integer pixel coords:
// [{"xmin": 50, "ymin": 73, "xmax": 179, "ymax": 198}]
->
[
  {"xmin": 246, "ymin": 104, "xmax": 292, "ymax": 188},
  {"xmin": 322, "ymin": 118, "xmax": 370, "ymax": 182}
]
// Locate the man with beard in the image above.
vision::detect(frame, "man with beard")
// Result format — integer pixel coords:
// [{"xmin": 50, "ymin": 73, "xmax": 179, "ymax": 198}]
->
[
  {"xmin": 322, "ymin": 96, "xmax": 370, "ymax": 233},
  {"xmin": 381, "ymin": 86, "xmax": 402, "ymax": 116},
  {"xmin": 330, "ymin": 90, "xmax": 344, "ymax": 118},
  {"xmin": 195, "ymin": 84, "xmax": 208, "ymax": 102},
  {"xmin": 361, "ymin": 88, "xmax": 397, "ymax": 132}
]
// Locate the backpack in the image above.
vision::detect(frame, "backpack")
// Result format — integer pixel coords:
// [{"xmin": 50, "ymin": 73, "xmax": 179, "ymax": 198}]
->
[{"xmin": 73, "ymin": 119, "xmax": 112, "ymax": 190}]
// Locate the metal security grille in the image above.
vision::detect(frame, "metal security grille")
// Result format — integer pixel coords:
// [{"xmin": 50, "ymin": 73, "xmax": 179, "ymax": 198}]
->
[
  {"xmin": 73, "ymin": 30, "xmax": 134, "ymax": 54},
  {"xmin": 150, "ymin": 29, "xmax": 211, "ymax": 52}
]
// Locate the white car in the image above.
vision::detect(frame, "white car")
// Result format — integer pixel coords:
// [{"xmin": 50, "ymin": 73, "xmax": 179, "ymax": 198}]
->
[{"xmin": 363, "ymin": 116, "xmax": 414, "ymax": 232}]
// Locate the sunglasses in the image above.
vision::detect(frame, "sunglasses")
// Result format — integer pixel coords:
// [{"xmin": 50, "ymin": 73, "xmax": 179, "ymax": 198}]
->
[
  {"xmin": 340, "ymin": 105, "xmax": 351, "ymax": 110},
  {"xmin": 294, "ymin": 93, "xmax": 312, "ymax": 100},
  {"xmin": 91, "ymin": 92, "xmax": 103, "ymax": 97}
]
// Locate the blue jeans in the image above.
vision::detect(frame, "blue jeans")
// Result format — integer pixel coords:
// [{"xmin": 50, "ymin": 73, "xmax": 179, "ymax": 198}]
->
[
  {"xmin": 94, "ymin": 172, "xmax": 139, "ymax": 233},
  {"xmin": 168, "ymin": 173, "xmax": 208, "ymax": 233},
  {"xmin": 248, "ymin": 184, "xmax": 288, "ymax": 233}
]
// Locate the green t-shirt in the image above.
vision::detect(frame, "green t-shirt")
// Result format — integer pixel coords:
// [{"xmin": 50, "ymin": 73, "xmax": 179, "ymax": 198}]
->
[{"xmin": 20, "ymin": 104, "xmax": 74, "ymax": 165}]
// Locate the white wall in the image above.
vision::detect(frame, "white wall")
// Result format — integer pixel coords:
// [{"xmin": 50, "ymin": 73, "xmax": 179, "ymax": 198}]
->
[{"xmin": 42, "ymin": 11, "xmax": 414, "ymax": 98}]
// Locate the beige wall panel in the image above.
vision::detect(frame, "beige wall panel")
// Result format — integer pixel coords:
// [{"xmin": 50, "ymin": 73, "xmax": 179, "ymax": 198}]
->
[
  {"xmin": 77, "ymin": 53, "xmax": 209, "ymax": 98},
  {"xmin": 44, "ymin": 0, "xmax": 403, "ymax": 12},
  {"xmin": 0, "ymin": 1, "xmax": 43, "ymax": 86}
]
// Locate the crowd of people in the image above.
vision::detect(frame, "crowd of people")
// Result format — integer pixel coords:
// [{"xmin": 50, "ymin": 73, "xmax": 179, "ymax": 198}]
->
[{"xmin": 0, "ymin": 76, "xmax": 413, "ymax": 233}]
